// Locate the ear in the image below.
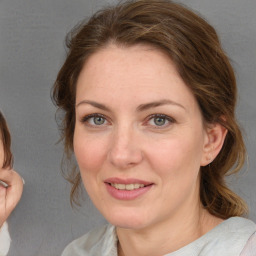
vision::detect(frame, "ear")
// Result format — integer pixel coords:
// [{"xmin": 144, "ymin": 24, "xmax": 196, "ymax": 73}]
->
[{"xmin": 200, "ymin": 123, "xmax": 227, "ymax": 166}]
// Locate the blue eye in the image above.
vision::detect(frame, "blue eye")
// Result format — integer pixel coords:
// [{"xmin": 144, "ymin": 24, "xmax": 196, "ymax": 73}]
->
[
  {"xmin": 153, "ymin": 117, "xmax": 166, "ymax": 126},
  {"xmin": 81, "ymin": 114, "xmax": 107, "ymax": 126},
  {"xmin": 92, "ymin": 116, "xmax": 105, "ymax": 125},
  {"xmin": 147, "ymin": 114, "xmax": 175, "ymax": 128}
]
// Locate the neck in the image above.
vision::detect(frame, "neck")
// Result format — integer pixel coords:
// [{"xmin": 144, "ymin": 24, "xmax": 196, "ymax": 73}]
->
[{"xmin": 117, "ymin": 205, "xmax": 223, "ymax": 256}]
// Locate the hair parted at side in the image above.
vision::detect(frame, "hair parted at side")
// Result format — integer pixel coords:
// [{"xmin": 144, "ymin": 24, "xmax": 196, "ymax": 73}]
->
[
  {"xmin": 0, "ymin": 111, "xmax": 13, "ymax": 169},
  {"xmin": 52, "ymin": 0, "xmax": 248, "ymax": 217}
]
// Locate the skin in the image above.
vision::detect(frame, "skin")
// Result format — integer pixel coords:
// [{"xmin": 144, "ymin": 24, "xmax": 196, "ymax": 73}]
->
[
  {"xmin": 0, "ymin": 133, "xmax": 23, "ymax": 228},
  {"xmin": 74, "ymin": 44, "xmax": 227, "ymax": 255}
]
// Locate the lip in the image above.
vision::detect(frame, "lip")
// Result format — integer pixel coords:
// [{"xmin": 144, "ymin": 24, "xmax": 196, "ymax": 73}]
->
[
  {"xmin": 104, "ymin": 177, "xmax": 153, "ymax": 186},
  {"xmin": 104, "ymin": 177, "xmax": 153, "ymax": 200}
]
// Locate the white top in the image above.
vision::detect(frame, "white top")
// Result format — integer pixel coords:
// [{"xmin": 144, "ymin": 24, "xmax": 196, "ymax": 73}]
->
[
  {"xmin": 0, "ymin": 222, "xmax": 11, "ymax": 256},
  {"xmin": 62, "ymin": 217, "xmax": 256, "ymax": 256}
]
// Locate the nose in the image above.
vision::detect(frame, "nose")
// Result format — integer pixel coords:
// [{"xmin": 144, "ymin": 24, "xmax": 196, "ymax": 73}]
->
[{"xmin": 107, "ymin": 125, "xmax": 143, "ymax": 169}]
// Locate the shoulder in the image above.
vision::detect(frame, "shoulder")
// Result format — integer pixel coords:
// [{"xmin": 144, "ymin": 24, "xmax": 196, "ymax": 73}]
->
[
  {"xmin": 200, "ymin": 217, "xmax": 256, "ymax": 255},
  {"xmin": 240, "ymin": 232, "xmax": 256, "ymax": 256},
  {"xmin": 61, "ymin": 224, "xmax": 117, "ymax": 256},
  {"xmin": 220, "ymin": 217, "xmax": 256, "ymax": 234},
  {"xmin": 167, "ymin": 217, "xmax": 256, "ymax": 256},
  {"xmin": 209, "ymin": 217, "xmax": 256, "ymax": 245}
]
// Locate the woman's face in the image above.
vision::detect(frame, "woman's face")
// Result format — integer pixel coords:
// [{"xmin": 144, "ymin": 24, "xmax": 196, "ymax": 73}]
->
[{"xmin": 74, "ymin": 44, "xmax": 210, "ymax": 229}]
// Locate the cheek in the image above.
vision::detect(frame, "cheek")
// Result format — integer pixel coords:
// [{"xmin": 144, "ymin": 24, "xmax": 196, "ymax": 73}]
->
[
  {"xmin": 147, "ymin": 132, "xmax": 204, "ymax": 180},
  {"xmin": 73, "ymin": 131, "xmax": 108, "ymax": 176},
  {"xmin": 146, "ymin": 134, "xmax": 204, "ymax": 209}
]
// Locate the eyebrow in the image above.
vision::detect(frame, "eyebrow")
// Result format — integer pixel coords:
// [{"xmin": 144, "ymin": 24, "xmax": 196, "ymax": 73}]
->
[
  {"xmin": 76, "ymin": 99, "xmax": 186, "ymax": 112},
  {"xmin": 76, "ymin": 100, "xmax": 111, "ymax": 111},
  {"xmin": 136, "ymin": 99, "xmax": 186, "ymax": 112}
]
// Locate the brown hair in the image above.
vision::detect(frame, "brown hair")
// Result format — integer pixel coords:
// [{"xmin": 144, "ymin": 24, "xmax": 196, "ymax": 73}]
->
[
  {"xmin": 0, "ymin": 111, "xmax": 13, "ymax": 168},
  {"xmin": 52, "ymin": 0, "xmax": 248, "ymax": 217}
]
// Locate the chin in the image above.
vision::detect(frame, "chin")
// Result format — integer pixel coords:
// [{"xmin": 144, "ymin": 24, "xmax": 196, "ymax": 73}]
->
[{"xmin": 103, "ymin": 207, "xmax": 152, "ymax": 230}]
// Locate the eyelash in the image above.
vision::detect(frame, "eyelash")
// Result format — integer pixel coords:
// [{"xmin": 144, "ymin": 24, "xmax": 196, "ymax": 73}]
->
[
  {"xmin": 145, "ymin": 114, "xmax": 175, "ymax": 128},
  {"xmin": 80, "ymin": 113, "xmax": 175, "ymax": 128},
  {"xmin": 80, "ymin": 113, "xmax": 109, "ymax": 127}
]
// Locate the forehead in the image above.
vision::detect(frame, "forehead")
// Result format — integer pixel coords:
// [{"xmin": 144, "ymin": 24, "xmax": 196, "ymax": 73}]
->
[
  {"xmin": 79, "ymin": 43, "xmax": 179, "ymax": 85},
  {"xmin": 83, "ymin": 43, "xmax": 175, "ymax": 74},
  {"xmin": 76, "ymin": 44, "xmax": 198, "ymax": 112}
]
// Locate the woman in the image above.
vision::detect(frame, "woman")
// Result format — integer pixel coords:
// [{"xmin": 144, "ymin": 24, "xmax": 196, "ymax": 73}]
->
[
  {"xmin": 0, "ymin": 112, "xmax": 23, "ymax": 256},
  {"xmin": 52, "ymin": 0, "xmax": 256, "ymax": 255}
]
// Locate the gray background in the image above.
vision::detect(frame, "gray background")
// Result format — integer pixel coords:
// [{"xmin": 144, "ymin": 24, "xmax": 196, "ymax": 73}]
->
[{"xmin": 0, "ymin": 0, "xmax": 255, "ymax": 255}]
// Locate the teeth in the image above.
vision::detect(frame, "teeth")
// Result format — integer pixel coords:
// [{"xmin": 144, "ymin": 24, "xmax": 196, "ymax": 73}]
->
[{"xmin": 110, "ymin": 183, "xmax": 145, "ymax": 190}]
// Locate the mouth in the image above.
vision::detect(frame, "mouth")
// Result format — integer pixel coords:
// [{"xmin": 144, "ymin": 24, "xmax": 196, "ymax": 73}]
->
[
  {"xmin": 104, "ymin": 178, "xmax": 153, "ymax": 200},
  {"xmin": 108, "ymin": 183, "xmax": 147, "ymax": 190}
]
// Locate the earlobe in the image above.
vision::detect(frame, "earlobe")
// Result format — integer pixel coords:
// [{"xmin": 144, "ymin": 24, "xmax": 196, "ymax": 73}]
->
[{"xmin": 200, "ymin": 123, "xmax": 227, "ymax": 166}]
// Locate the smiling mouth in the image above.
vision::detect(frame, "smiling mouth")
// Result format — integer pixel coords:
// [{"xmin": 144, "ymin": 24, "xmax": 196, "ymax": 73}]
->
[
  {"xmin": 105, "ymin": 180, "xmax": 153, "ymax": 200},
  {"xmin": 109, "ymin": 183, "xmax": 146, "ymax": 190}
]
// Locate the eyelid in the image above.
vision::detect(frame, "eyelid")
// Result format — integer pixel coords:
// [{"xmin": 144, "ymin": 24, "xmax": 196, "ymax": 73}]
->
[
  {"xmin": 80, "ymin": 113, "xmax": 110, "ymax": 126},
  {"xmin": 145, "ymin": 113, "xmax": 176, "ymax": 128},
  {"xmin": 79, "ymin": 113, "xmax": 175, "ymax": 129}
]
